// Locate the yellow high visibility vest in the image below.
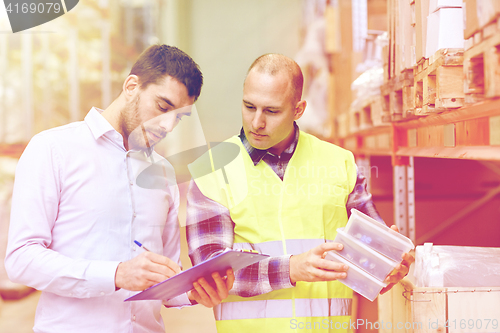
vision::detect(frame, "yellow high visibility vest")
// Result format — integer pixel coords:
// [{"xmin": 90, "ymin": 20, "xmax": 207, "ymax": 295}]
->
[{"xmin": 190, "ymin": 131, "xmax": 357, "ymax": 332}]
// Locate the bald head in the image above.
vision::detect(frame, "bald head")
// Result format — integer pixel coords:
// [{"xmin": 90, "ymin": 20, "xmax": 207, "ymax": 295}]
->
[{"xmin": 246, "ymin": 54, "xmax": 304, "ymax": 105}]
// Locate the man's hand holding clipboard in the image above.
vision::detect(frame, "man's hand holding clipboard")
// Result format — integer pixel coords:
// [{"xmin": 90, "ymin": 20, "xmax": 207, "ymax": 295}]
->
[
  {"xmin": 124, "ymin": 248, "xmax": 269, "ymax": 305},
  {"xmin": 188, "ymin": 267, "xmax": 235, "ymax": 307}
]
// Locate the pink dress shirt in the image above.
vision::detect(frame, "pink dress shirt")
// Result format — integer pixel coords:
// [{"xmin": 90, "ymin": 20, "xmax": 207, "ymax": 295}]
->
[{"xmin": 5, "ymin": 108, "xmax": 190, "ymax": 333}]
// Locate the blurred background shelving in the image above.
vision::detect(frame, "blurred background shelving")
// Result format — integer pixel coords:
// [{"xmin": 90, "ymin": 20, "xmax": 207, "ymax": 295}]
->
[{"xmin": 324, "ymin": 1, "xmax": 500, "ymax": 331}]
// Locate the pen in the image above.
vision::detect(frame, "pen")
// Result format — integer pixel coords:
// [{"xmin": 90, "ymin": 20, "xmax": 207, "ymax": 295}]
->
[{"xmin": 134, "ymin": 240, "xmax": 151, "ymax": 252}]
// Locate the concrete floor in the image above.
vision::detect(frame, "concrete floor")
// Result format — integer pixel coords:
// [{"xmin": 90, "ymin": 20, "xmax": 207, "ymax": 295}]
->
[{"xmin": 0, "ymin": 291, "xmax": 218, "ymax": 333}]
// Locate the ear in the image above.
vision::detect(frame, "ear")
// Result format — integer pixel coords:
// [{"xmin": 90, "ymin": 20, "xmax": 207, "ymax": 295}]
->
[
  {"xmin": 293, "ymin": 100, "xmax": 307, "ymax": 120},
  {"xmin": 123, "ymin": 75, "xmax": 140, "ymax": 101}
]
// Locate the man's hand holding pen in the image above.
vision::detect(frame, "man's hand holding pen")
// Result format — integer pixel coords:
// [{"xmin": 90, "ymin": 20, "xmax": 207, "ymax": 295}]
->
[
  {"xmin": 114, "ymin": 241, "xmax": 234, "ymax": 308},
  {"xmin": 115, "ymin": 251, "xmax": 182, "ymax": 291}
]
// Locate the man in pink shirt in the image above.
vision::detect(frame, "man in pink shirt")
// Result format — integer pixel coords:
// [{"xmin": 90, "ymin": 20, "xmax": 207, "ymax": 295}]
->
[{"xmin": 5, "ymin": 45, "xmax": 233, "ymax": 333}]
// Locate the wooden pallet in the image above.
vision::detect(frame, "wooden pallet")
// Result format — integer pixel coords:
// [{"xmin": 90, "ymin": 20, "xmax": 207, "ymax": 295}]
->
[
  {"xmin": 367, "ymin": 94, "xmax": 391, "ymax": 127},
  {"xmin": 348, "ymin": 110, "xmax": 360, "ymax": 134},
  {"xmin": 412, "ymin": 48, "xmax": 464, "ymax": 116},
  {"xmin": 381, "ymin": 69, "xmax": 414, "ymax": 120},
  {"xmin": 335, "ymin": 112, "xmax": 350, "ymax": 138},
  {"xmin": 464, "ymin": 18, "xmax": 500, "ymax": 104},
  {"xmin": 349, "ymin": 95, "xmax": 391, "ymax": 134}
]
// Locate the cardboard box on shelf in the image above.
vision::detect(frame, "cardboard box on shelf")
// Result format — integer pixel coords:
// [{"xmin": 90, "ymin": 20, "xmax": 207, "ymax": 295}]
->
[
  {"xmin": 464, "ymin": 0, "xmax": 480, "ymax": 39},
  {"xmin": 425, "ymin": 7, "xmax": 464, "ymax": 58},
  {"xmin": 476, "ymin": 0, "xmax": 500, "ymax": 29},
  {"xmin": 415, "ymin": 0, "xmax": 430, "ymax": 62},
  {"xmin": 398, "ymin": 0, "xmax": 415, "ymax": 70},
  {"xmin": 464, "ymin": 0, "xmax": 500, "ymax": 39},
  {"xmin": 429, "ymin": 0, "xmax": 462, "ymax": 13}
]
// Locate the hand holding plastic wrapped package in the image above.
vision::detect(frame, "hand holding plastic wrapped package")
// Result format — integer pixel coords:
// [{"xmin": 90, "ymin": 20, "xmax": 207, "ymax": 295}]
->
[{"xmin": 415, "ymin": 243, "xmax": 500, "ymax": 287}]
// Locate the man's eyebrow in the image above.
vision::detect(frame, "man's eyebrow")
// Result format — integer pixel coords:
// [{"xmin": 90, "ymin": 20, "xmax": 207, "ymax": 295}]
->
[
  {"xmin": 157, "ymin": 95, "xmax": 175, "ymax": 108},
  {"xmin": 243, "ymin": 100, "xmax": 281, "ymax": 110}
]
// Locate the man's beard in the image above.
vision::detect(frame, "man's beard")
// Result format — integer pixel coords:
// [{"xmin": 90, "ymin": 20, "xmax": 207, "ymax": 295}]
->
[{"xmin": 119, "ymin": 96, "xmax": 150, "ymax": 151}]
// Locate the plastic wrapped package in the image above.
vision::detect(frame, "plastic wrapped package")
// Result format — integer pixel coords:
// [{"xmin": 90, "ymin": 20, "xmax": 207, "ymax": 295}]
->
[
  {"xmin": 415, "ymin": 243, "xmax": 500, "ymax": 287},
  {"xmin": 350, "ymin": 66, "xmax": 384, "ymax": 111},
  {"xmin": 349, "ymin": 32, "xmax": 387, "ymax": 112}
]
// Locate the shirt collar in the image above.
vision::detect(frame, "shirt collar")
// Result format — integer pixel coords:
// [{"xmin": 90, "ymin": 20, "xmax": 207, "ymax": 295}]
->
[
  {"xmin": 239, "ymin": 122, "xmax": 300, "ymax": 166},
  {"xmin": 84, "ymin": 107, "xmax": 154, "ymax": 158},
  {"xmin": 84, "ymin": 107, "xmax": 117, "ymax": 140}
]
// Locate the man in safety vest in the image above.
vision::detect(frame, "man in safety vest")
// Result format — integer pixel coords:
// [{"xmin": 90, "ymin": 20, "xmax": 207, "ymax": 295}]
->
[{"xmin": 186, "ymin": 54, "xmax": 414, "ymax": 332}]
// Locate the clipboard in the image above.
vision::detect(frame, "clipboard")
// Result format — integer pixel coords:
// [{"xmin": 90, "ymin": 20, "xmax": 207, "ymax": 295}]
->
[{"xmin": 124, "ymin": 249, "xmax": 269, "ymax": 302}]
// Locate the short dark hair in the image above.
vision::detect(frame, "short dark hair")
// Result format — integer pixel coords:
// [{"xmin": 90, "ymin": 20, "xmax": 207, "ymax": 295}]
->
[
  {"xmin": 247, "ymin": 53, "xmax": 304, "ymax": 104},
  {"xmin": 129, "ymin": 44, "xmax": 203, "ymax": 101}
]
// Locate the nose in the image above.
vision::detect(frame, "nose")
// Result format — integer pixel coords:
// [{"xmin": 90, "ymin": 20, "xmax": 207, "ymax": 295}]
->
[
  {"xmin": 252, "ymin": 110, "xmax": 265, "ymax": 130},
  {"xmin": 158, "ymin": 111, "xmax": 181, "ymax": 133},
  {"xmin": 158, "ymin": 117, "xmax": 169, "ymax": 131}
]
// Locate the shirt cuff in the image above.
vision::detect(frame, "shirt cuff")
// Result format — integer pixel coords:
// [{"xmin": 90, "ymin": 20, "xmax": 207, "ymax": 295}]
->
[
  {"xmin": 269, "ymin": 254, "xmax": 295, "ymax": 290},
  {"xmin": 87, "ymin": 260, "xmax": 121, "ymax": 297},
  {"xmin": 163, "ymin": 292, "xmax": 192, "ymax": 308}
]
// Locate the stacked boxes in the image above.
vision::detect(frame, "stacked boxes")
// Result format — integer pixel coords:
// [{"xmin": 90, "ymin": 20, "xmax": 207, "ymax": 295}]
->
[
  {"xmin": 464, "ymin": 0, "xmax": 500, "ymax": 40},
  {"xmin": 411, "ymin": 0, "xmax": 465, "ymax": 115},
  {"xmin": 425, "ymin": 6, "xmax": 464, "ymax": 58},
  {"xmin": 382, "ymin": 0, "xmax": 415, "ymax": 119},
  {"xmin": 326, "ymin": 209, "xmax": 415, "ymax": 301}
]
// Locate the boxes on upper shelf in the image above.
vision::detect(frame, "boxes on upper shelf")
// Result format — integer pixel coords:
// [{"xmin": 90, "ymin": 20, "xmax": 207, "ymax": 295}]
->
[
  {"xmin": 476, "ymin": 0, "xmax": 500, "ymax": 29},
  {"xmin": 464, "ymin": 0, "xmax": 480, "ymax": 39},
  {"xmin": 425, "ymin": 7, "xmax": 464, "ymax": 58},
  {"xmin": 416, "ymin": 0, "xmax": 430, "ymax": 62}
]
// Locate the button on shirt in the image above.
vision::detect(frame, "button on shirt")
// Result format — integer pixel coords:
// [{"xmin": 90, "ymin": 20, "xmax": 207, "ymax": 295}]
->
[{"xmin": 5, "ymin": 108, "xmax": 190, "ymax": 333}]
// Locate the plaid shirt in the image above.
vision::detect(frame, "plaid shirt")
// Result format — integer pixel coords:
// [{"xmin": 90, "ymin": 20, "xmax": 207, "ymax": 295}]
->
[{"xmin": 186, "ymin": 123, "xmax": 383, "ymax": 297}]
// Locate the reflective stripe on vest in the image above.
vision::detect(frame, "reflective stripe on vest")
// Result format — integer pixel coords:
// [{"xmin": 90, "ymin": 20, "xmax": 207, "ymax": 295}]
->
[
  {"xmin": 233, "ymin": 239, "xmax": 326, "ymax": 256},
  {"xmin": 214, "ymin": 298, "xmax": 352, "ymax": 321}
]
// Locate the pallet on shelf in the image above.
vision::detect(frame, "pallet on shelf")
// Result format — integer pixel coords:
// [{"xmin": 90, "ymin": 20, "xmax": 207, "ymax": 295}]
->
[
  {"xmin": 381, "ymin": 68, "xmax": 414, "ymax": 120},
  {"xmin": 350, "ymin": 95, "xmax": 391, "ymax": 133},
  {"xmin": 368, "ymin": 94, "xmax": 391, "ymax": 127},
  {"xmin": 335, "ymin": 112, "xmax": 350, "ymax": 139},
  {"xmin": 348, "ymin": 109, "xmax": 360, "ymax": 134},
  {"xmin": 464, "ymin": 17, "xmax": 500, "ymax": 104},
  {"xmin": 412, "ymin": 48, "xmax": 464, "ymax": 116}
]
